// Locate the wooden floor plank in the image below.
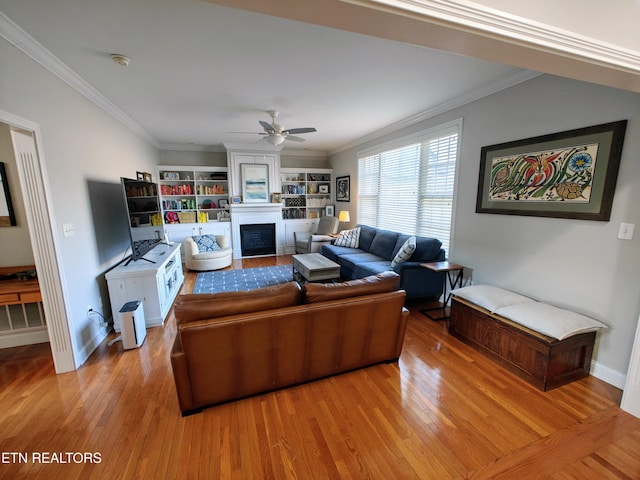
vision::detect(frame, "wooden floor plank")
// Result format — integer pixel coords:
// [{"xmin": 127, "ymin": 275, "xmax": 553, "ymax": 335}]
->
[{"xmin": 0, "ymin": 255, "xmax": 638, "ymax": 479}]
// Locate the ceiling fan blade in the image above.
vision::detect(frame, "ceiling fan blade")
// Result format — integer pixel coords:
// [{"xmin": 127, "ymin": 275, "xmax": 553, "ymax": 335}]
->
[
  {"xmin": 285, "ymin": 135, "xmax": 306, "ymax": 142},
  {"xmin": 259, "ymin": 120, "xmax": 275, "ymax": 133},
  {"xmin": 283, "ymin": 127, "xmax": 316, "ymax": 135}
]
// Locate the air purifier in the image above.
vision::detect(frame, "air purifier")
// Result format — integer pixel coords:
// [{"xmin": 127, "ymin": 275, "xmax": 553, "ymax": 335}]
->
[{"xmin": 119, "ymin": 300, "xmax": 146, "ymax": 349}]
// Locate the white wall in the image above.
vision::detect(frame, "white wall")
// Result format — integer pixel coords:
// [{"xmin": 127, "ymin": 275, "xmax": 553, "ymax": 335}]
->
[
  {"xmin": 330, "ymin": 74, "xmax": 640, "ymax": 386},
  {"xmin": 0, "ymin": 38, "xmax": 159, "ymax": 366},
  {"xmin": 0, "ymin": 122, "xmax": 34, "ymax": 265}
]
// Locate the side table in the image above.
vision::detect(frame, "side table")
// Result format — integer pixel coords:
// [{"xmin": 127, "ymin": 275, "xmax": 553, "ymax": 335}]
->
[{"xmin": 419, "ymin": 261, "xmax": 465, "ymax": 320}]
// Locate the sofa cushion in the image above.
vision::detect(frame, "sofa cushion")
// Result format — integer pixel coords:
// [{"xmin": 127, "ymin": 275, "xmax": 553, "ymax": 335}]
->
[
  {"xmin": 369, "ymin": 229, "xmax": 400, "ymax": 260},
  {"xmin": 192, "ymin": 249, "xmax": 229, "ymax": 260},
  {"xmin": 336, "ymin": 252, "xmax": 384, "ymax": 270},
  {"xmin": 321, "ymin": 244, "xmax": 365, "ymax": 262},
  {"xmin": 333, "ymin": 227, "xmax": 361, "ymax": 248},
  {"xmin": 192, "ymin": 234, "xmax": 220, "ymax": 252},
  {"xmin": 353, "ymin": 261, "xmax": 392, "ymax": 278},
  {"xmin": 303, "ymin": 271, "xmax": 400, "ymax": 303},
  {"xmin": 410, "ymin": 236, "xmax": 443, "ymax": 262},
  {"xmin": 391, "ymin": 236, "xmax": 416, "ymax": 268},
  {"xmin": 174, "ymin": 281, "xmax": 302, "ymax": 324},
  {"xmin": 356, "ymin": 224, "xmax": 378, "ymax": 252}
]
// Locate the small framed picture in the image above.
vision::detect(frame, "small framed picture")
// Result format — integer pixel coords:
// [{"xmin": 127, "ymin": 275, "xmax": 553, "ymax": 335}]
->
[
  {"xmin": 336, "ymin": 175, "xmax": 350, "ymax": 202},
  {"xmin": 271, "ymin": 192, "xmax": 282, "ymax": 203},
  {"xmin": 230, "ymin": 196, "xmax": 242, "ymax": 204},
  {"xmin": 136, "ymin": 171, "xmax": 144, "ymax": 181},
  {"xmin": 162, "ymin": 171, "xmax": 180, "ymax": 180},
  {"xmin": 319, "ymin": 185, "xmax": 329, "ymax": 194},
  {"xmin": 143, "ymin": 172, "xmax": 152, "ymax": 183},
  {"xmin": 325, "ymin": 204, "xmax": 335, "ymax": 216},
  {"xmin": 218, "ymin": 199, "xmax": 229, "ymax": 208}
]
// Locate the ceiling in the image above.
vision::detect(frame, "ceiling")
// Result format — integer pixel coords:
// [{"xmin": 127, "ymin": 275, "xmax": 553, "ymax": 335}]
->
[{"xmin": 0, "ymin": 0, "xmax": 627, "ymax": 155}]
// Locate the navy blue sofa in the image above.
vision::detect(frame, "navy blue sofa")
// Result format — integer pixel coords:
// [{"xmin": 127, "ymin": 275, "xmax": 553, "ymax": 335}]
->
[{"xmin": 320, "ymin": 224, "xmax": 445, "ymax": 300}]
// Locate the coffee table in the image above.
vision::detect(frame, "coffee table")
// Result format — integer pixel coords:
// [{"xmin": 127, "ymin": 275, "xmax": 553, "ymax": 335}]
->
[{"xmin": 292, "ymin": 253, "xmax": 340, "ymax": 283}]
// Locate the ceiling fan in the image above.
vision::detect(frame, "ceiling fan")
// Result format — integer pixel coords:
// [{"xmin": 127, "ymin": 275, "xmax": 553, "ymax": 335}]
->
[{"xmin": 232, "ymin": 110, "xmax": 317, "ymax": 145}]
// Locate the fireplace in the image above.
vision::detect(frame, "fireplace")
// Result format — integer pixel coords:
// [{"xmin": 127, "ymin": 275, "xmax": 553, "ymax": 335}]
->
[{"xmin": 240, "ymin": 223, "xmax": 276, "ymax": 257}]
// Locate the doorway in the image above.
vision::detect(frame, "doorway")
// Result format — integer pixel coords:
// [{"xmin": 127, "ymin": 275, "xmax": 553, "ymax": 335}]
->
[{"xmin": 0, "ymin": 111, "xmax": 75, "ymax": 372}]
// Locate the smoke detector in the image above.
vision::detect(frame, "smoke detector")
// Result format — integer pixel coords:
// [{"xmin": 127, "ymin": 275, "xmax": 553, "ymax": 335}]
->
[{"xmin": 110, "ymin": 54, "xmax": 130, "ymax": 67}]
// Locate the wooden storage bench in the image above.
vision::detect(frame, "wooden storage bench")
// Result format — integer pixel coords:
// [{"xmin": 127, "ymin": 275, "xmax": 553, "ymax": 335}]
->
[{"xmin": 449, "ymin": 297, "xmax": 596, "ymax": 391}]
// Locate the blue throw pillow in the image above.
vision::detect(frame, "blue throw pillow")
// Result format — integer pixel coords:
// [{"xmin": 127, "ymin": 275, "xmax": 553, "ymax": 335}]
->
[{"xmin": 192, "ymin": 235, "xmax": 220, "ymax": 252}]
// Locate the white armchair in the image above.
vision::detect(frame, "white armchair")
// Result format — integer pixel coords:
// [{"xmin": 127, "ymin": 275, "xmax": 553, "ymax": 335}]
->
[
  {"xmin": 183, "ymin": 234, "xmax": 233, "ymax": 271},
  {"xmin": 294, "ymin": 216, "xmax": 340, "ymax": 254}
]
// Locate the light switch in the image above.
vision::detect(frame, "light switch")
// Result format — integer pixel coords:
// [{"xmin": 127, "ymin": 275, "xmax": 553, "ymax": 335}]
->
[
  {"xmin": 62, "ymin": 223, "xmax": 75, "ymax": 237},
  {"xmin": 618, "ymin": 222, "xmax": 634, "ymax": 240}
]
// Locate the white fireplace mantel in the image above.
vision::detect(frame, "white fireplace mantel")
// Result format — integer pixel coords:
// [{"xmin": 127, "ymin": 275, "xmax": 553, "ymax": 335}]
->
[{"xmin": 230, "ymin": 203, "xmax": 284, "ymax": 258}]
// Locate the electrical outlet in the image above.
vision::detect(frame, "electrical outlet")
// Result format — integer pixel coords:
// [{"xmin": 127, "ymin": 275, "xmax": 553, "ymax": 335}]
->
[
  {"xmin": 618, "ymin": 222, "xmax": 635, "ymax": 240},
  {"xmin": 87, "ymin": 306, "xmax": 93, "ymax": 317}
]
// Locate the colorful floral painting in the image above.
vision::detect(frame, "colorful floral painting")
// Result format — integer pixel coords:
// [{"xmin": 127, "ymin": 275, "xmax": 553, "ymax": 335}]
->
[{"xmin": 488, "ymin": 143, "xmax": 598, "ymax": 203}]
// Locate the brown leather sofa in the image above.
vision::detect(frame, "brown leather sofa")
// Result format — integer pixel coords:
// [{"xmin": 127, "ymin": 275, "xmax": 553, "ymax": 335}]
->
[{"xmin": 170, "ymin": 272, "xmax": 409, "ymax": 415}]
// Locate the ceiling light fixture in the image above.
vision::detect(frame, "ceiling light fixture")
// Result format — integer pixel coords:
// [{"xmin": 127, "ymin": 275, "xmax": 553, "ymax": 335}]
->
[
  {"xmin": 264, "ymin": 134, "xmax": 285, "ymax": 145},
  {"xmin": 110, "ymin": 53, "xmax": 130, "ymax": 67}
]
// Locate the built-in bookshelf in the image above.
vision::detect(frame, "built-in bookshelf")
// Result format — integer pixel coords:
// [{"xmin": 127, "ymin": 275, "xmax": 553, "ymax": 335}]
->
[
  {"xmin": 280, "ymin": 168, "xmax": 332, "ymax": 220},
  {"xmin": 158, "ymin": 167, "xmax": 229, "ymax": 224}
]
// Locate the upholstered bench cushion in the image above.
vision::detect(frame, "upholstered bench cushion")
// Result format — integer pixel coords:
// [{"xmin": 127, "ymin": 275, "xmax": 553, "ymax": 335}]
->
[
  {"xmin": 493, "ymin": 302, "xmax": 607, "ymax": 340},
  {"xmin": 451, "ymin": 285, "xmax": 534, "ymax": 313}
]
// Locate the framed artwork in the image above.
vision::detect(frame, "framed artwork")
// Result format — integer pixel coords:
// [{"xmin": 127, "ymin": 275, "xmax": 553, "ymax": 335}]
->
[
  {"xmin": 336, "ymin": 175, "xmax": 350, "ymax": 202},
  {"xmin": 241, "ymin": 163, "xmax": 269, "ymax": 203},
  {"xmin": 319, "ymin": 185, "xmax": 329, "ymax": 194},
  {"xmin": 218, "ymin": 198, "xmax": 229, "ymax": 208},
  {"xmin": 271, "ymin": 192, "xmax": 282, "ymax": 203},
  {"xmin": 230, "ymin": 196, "xmax": 242, "ymax": 204},
  {"xmin": 325, "ymin": 204, "xmax": 335, "ymax": 216},
  {"xmin": 476, "ymin": 120, "xmax": 627, "ymax": 221},
  {"xmin": 0, "ymin": 162, "xmax": 17, "ymax": 227},
  {"xmin": 143, "ymin": 172, "xmax": 152, "ymax": 183},
  {"xmin": 136, "ymin": 171, "xmax": 144, "ymax": 181}
]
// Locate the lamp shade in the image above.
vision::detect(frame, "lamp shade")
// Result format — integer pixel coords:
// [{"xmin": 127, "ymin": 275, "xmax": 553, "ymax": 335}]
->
[{"xmin": 338, "ymin": 210, "xmax": 350, "ymax": 222}]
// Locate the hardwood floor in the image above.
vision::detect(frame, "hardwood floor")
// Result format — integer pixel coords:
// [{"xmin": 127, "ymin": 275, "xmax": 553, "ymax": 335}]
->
[{"xmin": 1, "ymin": 256, "xmax": 639, "ymax": 479}]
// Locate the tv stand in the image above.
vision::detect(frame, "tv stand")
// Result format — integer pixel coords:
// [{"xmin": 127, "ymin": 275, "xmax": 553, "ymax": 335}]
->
[{"xmin": 106, "ymin": 243, "xmax": 184, "ymax": 331}]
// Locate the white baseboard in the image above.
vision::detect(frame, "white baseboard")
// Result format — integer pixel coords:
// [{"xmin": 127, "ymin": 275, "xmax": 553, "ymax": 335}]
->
[
  {"xmin": 0, "ymin": 328, "xmax": 49, "ymax": 349},
  {"xmin": 591, "ymin": 360, "xmax": 626, "ymax": 390},
  {"xmin": 75, "ymin": 328, "xmax": 109, "ymax": 367}
]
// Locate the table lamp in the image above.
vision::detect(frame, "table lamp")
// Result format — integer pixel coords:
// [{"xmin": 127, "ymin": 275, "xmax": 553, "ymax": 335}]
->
[{"xmin": 338, "ymin": 210, "xmax": 350, "ymax": 228}]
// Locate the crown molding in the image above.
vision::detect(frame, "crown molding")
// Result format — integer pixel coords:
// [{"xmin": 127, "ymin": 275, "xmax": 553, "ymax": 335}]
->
[
  {"xmin": 0, "ymin": 11, "xmax": 159, "ymax": 147},
  {"xmin": 330, "ymin": 68, "xmax": 540, "ymax": 155},
  {"xmin": 369, "ymin": 0, "xmax": 640, "ymax": 72}
]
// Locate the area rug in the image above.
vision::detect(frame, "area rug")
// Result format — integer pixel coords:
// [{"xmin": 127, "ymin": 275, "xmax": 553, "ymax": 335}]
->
[{"xmin": 193, "ymin": 265, "xmax": 293, "ymax": 294}]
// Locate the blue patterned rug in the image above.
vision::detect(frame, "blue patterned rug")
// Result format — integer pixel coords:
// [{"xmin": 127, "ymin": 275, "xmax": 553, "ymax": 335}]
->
[{"xmin": 193, "ymin": 265, "xmax": 293, "ymax": 294}]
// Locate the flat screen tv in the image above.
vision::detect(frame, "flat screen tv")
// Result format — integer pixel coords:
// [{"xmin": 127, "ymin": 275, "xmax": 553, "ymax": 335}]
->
[{"xmin": 121, "ymin": 177, "xmax": 164, "ymax": 264}]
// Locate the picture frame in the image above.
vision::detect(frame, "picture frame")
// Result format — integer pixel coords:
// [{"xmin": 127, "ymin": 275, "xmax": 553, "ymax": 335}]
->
[
  {"xmin": 162, "ymin": 171, "xmax": 180, "ymax": 180},
  {"xmin": 325, "ymin": 204, "xmax": 335, "ymax": 216},
  {"xmin": 218, "ymin": 198, "xmax": 229, "ymax": 208},
  {"xmin": 271, "ymin": 192, "xmax": 282, "ymax": 203},
  {"xmin": 136, "ymin": 171, "xmax": 144, "ymax": 181},
  {"xmin": 336, "ymin": 175, "xmax": 350, "ymax": 202},
  {"xmin": 0, "ymin": 162, "xmax": 17, "ymax": 227},
  {"xmin": 319, "ymin": 184, "xmax": 329, "ymax": 194},
  {"xmin": 143, "ymin": 172, "xmax": 152, "ymax": 183},
  {"xmin": 241, "ymin": 163, "xmax": 269, "ymax": 203},
  {"xmin": 476, "ymin": 120, "xmax": 627, "ymax": 221},
  {"xmin": 230, "ymin": 196, "xmax": 242, "ymax": 204}
]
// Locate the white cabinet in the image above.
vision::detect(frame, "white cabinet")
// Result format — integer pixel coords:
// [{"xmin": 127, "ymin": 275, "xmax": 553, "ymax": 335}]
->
[
  {"xmin": 280, "ymin": 168, "xmax": 332, "ymax": 220},
  {"xmin": 106, "ymin": 243, "xmax": 184, "ymax": 331}
]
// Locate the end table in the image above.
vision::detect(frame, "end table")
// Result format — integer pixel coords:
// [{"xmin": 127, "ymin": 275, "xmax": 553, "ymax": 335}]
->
[{"xmin": 419, "ymin": 261, "xmax": 465, "ymax": 320}]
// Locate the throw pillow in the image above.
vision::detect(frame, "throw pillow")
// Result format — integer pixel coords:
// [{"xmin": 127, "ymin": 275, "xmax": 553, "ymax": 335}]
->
[
  {"xmin": 334, "ymin": 227, "xmax": 361, "ymax": 248},
  {"xmin": 391, "ymin": 236, "xmax": 416, "ymax": 268},
  {"xmin": 192, "ymin": 234, "xmax": 220, "ymax": 252}
]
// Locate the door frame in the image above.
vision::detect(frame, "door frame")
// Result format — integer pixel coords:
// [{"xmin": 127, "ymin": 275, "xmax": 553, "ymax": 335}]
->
[{"xmin": 1, "ymin": 109, "xmax": 75, "ymax": 372}]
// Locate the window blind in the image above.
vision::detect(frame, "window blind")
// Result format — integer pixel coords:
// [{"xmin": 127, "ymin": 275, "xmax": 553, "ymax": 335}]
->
[{"xmin": 357, "ymin": 124, "xmax": 459, "ymax": 254}]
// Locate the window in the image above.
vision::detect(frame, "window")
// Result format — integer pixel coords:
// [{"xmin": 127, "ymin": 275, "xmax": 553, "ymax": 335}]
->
[{"xmin": 357, "ymin": 121, "xmax": 460, "ymax": 254}]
